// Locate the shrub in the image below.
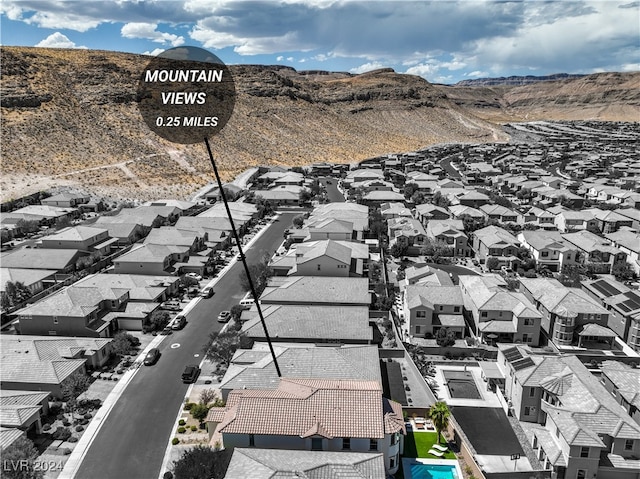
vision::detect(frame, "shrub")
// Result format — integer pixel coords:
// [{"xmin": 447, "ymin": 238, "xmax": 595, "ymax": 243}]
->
[
  {"xmin": 172, "ymin": 438, "xmax": 180, "ymax": 445},
  {"xmin": 68, "ymin": 437, "xmax": 78, "ymax": 443},
  {"xmin": 42, "ymin": 423, "xmax": 52, "ymax": 431},
  {"xmin": 184, "ymin": 402, "xmax": 195, "ymax": 411},
  {"xmin": 63, "ymin": 448, "xmax": 72, "ymax": 455},
  {"xmin": 80, "ymin": 418, "xmax": 89, "ymax": 425},
  {"xmin": 84, "ymin": 413, "xmax": 92, "ymax": 419},
  {"xmin": 52, "ymin": 426, "xmax": 72, "ymax": 441},
  {"xmin": 75, "ymin": 425, "xmax": 84, "ymax": 432},
  {"xmin": 56, "ymin": 414, "xmax": 65, "ymax": 421},
  {"xmin": 190, "ymin": 425, "xmax": 198, "ymax": 432},
  {"xmin": 177, "ymin": 427, "xmax": 186, "ymax": 434},
  {"xmin": 179, "ymin": 419, "xmax": 186, "ymax": 426},
  {"xmin": 62, "ymin": 419, "xmax": 71, "ymax": 427}
]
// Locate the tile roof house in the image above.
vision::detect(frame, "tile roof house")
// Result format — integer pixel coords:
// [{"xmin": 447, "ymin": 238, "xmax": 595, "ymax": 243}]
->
[
  {"xmin": 90, "ymin": 220, "xmax": 147, "ymax": 245},
  {"xmin": 0, "ymin": 248, "xmax": 82, "ymax": 273},
  {"xmin": 387, "ymin": 217, "xmax": 427, "ymax": 254},
  {"xmin": 472, "ymin": 225, "xmax": 521, "ymax": 265},
  {"xmin": 288, "ymin": 240, "xmax": 361, "ymax": 277},
  {"xmin": 241, "ymin": 304, "xmax": 373, "ymax": 345},
  {"xmin": 39, "ymin": 226, "xmax": 116, "ymax": 255},
  {"xmin": 0, "ymin": 390, "xmax": 50, "ymax": 436},
  {"xmin": 554, "ymin": 210, "xmax": 598, "ymax": 233},
  {"xmin": 380, "ymin": 202, "xmax": 413, "ymax": 220},
  {"xmin": 219, "ymin": 343, "xmax": 382, "ymax": 400},
  {"xmin": 414, "ymin": 203, "xmax": 451, "ymax": 224},
  {"xmin": 399, "ymin": 265, "xmax": 453, "ymax": 291},
  {"xmin": 448, "ymin": 204, "xmax": 484, "ymax": 220},
  {"xmin": 362, "ymin": 190, "xmax": 406, "ymax": 205},
  {"xmin": 252, "ymin": 186, "xmax": 303, "ymax": 205},
  {"xmin": 113, "ymin": 243, "xmax": 190, "ymax": 275},
  {"xmin": 600, "ymin": 361, "xmax": 640, "ymax": 426},
  {"xmin": 224, "ymin": 448, "xmax": 386, "ymax": 479},
  {"xmin": 206, "ymin": 378, "xmax": 406, "ymax": 475},
  {"xmin": 521, "ymin": 207, "xmax": 557, "ymax": 229},
  {"xmin": 403, "ymin": 285, "xmax": 465, "ymax": 339},
  {"xmin": 425, "ymin": 219, "xmax": 471, "ymax": 257},
  {"xmin": 517, "ymin": 230, "xmax": 579, "ymax": 273},
  {"xmin": 497, "ymin": 346, "xmax": 640, "ymax": 479},
  {"xmin": 584, "ymin": 208, "xmax": 634, "ymax": 234},
  {"xmin": 0, "ymin": 268, "xmax": 55, "ymax": 298},
  {"xmin": 519, "ymin": 278, "xmax": 611, "ymax": 348},
  {"xmin": 173, "ymin": 216, "xmax": 232, "ymax": 250},
  {"xmin": 270, "ymin": 240, "xmax": 369, "ymax": 277},
  {"xmin": 41, "ymin": 192, "xmax": 90, "ymax": 208},
  {"xmin": 479, "ymin": 204, "xmax": 521, "ymax": 224},
  {"xmin": 562, "ymin": 230, "xmax": 626, "ymax": 274},
  {"xmin": 307, "ymin": 218, "xmax": 355, "ymax": 242},
  {"xmin": 308, "ymin": 203, "xmax": 369, "ymax": 240},
  {"xmin": 0, "ymin": 335, "xmax": 111, "ymax": 398},
  {"xmin": 582, "ymin": 278, "xmax": 640, "ymax": 352},
  {"xmin": 259, "ymin": 276, "xmax": 371, "ymax": 306},
  {"xmin": 459, "ymin": 274, "xmax": 541, "ymax": 345},
  {"xmin": 144, "ymin": 227, "xmax": 205, "ymax": 253},
  {"xmin": 605, "ymin": 229, "xmax": 640, "ymax": 276}
]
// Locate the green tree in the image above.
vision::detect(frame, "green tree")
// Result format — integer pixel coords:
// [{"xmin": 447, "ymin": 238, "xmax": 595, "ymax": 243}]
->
[
  {"xmin": 0, "ymin": 436, "xmax": 44, "ymax": 479},
  {"xmin": 190, "ymin": 403, "xmax": 211, "ymax": 425},
  {"xmin": 111, "ymin": 331, "xmax": 140, "ymax": 357},
  {"xmin": 292, "ymin": 214, "xmax": 305, "ymax": 228},
  {"xmin": 202, "ymin": 330, "xmax": 243, "ymax": 368},
  {"xmin": 389, "ymin": 243, "xmax": 408, "ymax": 258},
  {"xmin": 61, "ymin": 371, "xmax": 92, "ymax": 420},
  {"xmin": 435, "ymin": 328, "xmax": 456, "ymax": 347},
  {"xmin": 612, "ymin": 262, "xmax": 634, "ymax": 282},
  {"xmin": 16, "ymin": 219, "xmax": 40, "ymax": 236},
  {"xmin": 403, "ymin": 182, "xmax": 419, "ymax": 199},
  {"xmin": 431, "ymin": 191, "xmax": 451, "ymax": 208},
  {"xmin": 3, "ymin": 281, "xmax": 33, "ymax": 307},
  {"xmin": 230, "ymin": 304, "xmax": 245, "ymax": 321},
  {"xmin": 239, "ymin": 255, "xmax": 273, "ymax": 296},
  {"xmin": 172, "ymin": 445, "xmax": 232, "ymax": 479},
  {"xmin": 485, "ymin": 257, "xmax": 500, "ymax": 271},
  {"xmin": 147, "ymin": 310, "xmax": 171, "ymax": 332},
  {"xmin": 299, "ymin": 188, "xmax": 313, "ymax": 204},
  {"xmin": 428, "ymin": 401, "xmax": 451, "ymax": 445}
]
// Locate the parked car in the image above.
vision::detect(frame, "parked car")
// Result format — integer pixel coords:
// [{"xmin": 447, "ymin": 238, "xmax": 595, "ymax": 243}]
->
[
  {"xmin": 161, "ymin": 300, "xmax": 181, "ymax": 311},
  {"xmin": 200, "ymin": 286, "xmax": 214, "ymax": 298},
  {"xmin": 160, "ymin": 326, "xmax": 173, "ymax": 335},
  {"xmin": 186, "ymin": 272, "xmax": 203, "ymax": 281},
  {"xmin": 143, "ymin": 348, "xmax": 160, "ymax": 366},
  {"xmin": 217, "ymin": 310, "xmax": 231, "ymax": 323},
  {"xmin": 171, "ymin": 314, "xmax": 186, "ymax": 330},
  {"xmin": 182, "ymin": 365, "xmax": 200, "ymax": 383}
]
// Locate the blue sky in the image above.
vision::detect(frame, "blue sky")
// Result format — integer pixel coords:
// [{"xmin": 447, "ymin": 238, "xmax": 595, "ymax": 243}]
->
[{"xmin": 1, "ymin": 1, "xmax": 639, "ymax": 84}]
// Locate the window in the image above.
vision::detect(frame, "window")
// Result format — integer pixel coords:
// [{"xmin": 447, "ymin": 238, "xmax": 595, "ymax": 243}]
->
[
  {"xmin": 541, "ymin": 251, "xmax": 549, "ymax": 257},
  {"xmin": 529, "ymin": 387, "xmax": 535, "ymax": 397},
  {"xmin": 454, "ymin": 306, "xmax": 460, "ymax": 313},
  {"xmin": 312, "ymin": 438, "xmax": 322, "ymax": 450},
  {"xmin": 53, "ymin": 316, "xmax": 58, "ymax": 324},
  {"xmin": 524, "ymin": 318, "xmax": 534, "ymax": 326},
  {"xmin": 391, "ymin": 433, "xmax": 398, "ymax": 445},
  {"xmin": 415, "ymin": 326, "xmax": 421, "ymax": 334},
  {"xmin": 369, "ymin": 439, "xmax": 378, "ymax": 451},
  {"xmin": 625, "ymin": 439, "xmax": 634, "ymax": 451},
  {"xmin": 249, "ymin": 434, "xmax": 255, "ymax": 447},
  {"xmin": 524, "ymin": 406, "xmax": 531, "ymax": 416},
  {"xmin": 342, "ymin": 438, "xmax": 351, "ymax": 450},
  {"xmin": 390, "ymin": 452, "xmax": 398, "ymax": 470},
  {"xmin": 317, "ymin": 264, "xmax": 321, "ymax": 271},
  {"xmin": 481, "ymin": 311, "xmax": 488, "ymax": 318},
  {"xmin": 416, "ymin": 310, "xmax": 426, "ymax": 318},
  {"xmin": 439, "ymin": 305, "xmax": 444, "ymax": 311},
  {"xmin": 576, "ymin": 470, "xmax": 587, "ymax": 479}
]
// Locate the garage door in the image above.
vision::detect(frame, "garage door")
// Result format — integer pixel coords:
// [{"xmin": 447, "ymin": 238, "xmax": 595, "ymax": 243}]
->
[{"xmin": 118, "ymin": 319, "xmax": 142, "ymax": 331}]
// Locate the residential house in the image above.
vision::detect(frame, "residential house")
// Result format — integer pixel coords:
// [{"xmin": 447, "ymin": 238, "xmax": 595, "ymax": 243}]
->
[
  {"xmin": 143, "ymin": 199, "xmax": 199, "ymax": 215},
  {"xmin": 617, "ymin": 208, "xmax": 640, "ymax": 231},
  {"xmin": 289, "ymin": 240, "xmax": 352, "ymax": 277},
  {"xmin": 351, "ymin": 179, "xmax": 395, "ymax": 193},
  {"xmin": 219, "ymin": 344, "xmax": 382, "ymax": 400},
  {"xmin": 414, "ymin": 204, "xmax": 450, "ymax": 225},
  {"xmin": 388, "ymin": 217, "xmax": 427, "ymax": 254},
  {"xmin": 306, "ymin": 218, "xmax": 355, "ymax": 242},
  {"xmin": 479, "ymin": 204, "xmax": 521, "ymax": 224},
  {"xmin": 361, "ymin": 190, "xmax": 406, "ymax": 206},
  {"xmin": 41, "ymin": 192, "xmax": 90, "ymax": 208},
  {"xmin": 459, "ymin": 274, "xmax": 541, "ymax": 345},
  {"xmin": 451, "ymin": 190, "xmax": 491, "ymax": 208},
  {"xmin": 554, "ymin": 210, "xmax": 598, "ymax": 233},
  {"xmin": 144, "ymin": 227, "xmax": 205, "ymax": 254},
  {"xmin": 0, "ymin": 390, "xmax": 50, "ymax": 437},
  {"xmin": 259, "ymin": 276, "xmax": 371, "ymax": 307},
  {"xmin": 206, "ymin": 378, "xmax": 405, "ymax": 474},
  {"xmin": 113, "ymin": 244, "xmax": 189, "ymax": 275},
  {"xmin": 403, "ymin": 285, "xmax": 465, "ymax": 339},
  {"xmin": 585, "ymin": 208, "xmax": 634, "ymax": 234},
  {"xmin": 605, "ymin": 229, "xmax": 640, "ymax": 275},
  {"xmin": 270, "ymin": 240, "xmax": 369, "ymax": 278},
  {"xmin": 472, "ymin": 225, "xmax": 521, "ymax": 266},
  {"xmin": 517, "ymin": 230, "xmax": 578, "ymax": 273},
  {"xmin": 307, "ymin": 203, "xmax": 368, "ymax": 241},
  {"xmin": 582, "ymin": 278, "xmax": 640, "ymax": 352},
  {"xmin": 519, "ymin": 278, "xmax": 611, "ymax": 348},
  {"xmin": 448, "ymin": 205, "xmax": 484, "ymax": 221},
  {"xmin": 497, "ymin": 347, "xmax": 640, "ymax": 479},
  {"xmin": 204, "ymin": 183, "xmax": 244, "ymax": 203},
  {"xmin": 224, "ymin": 448, "xmax": 386, "ymax": 479},
  {"xmin": 380, "ymin": 202, "xmax": 413, "ymax": 220},
  {"xmin": 251, "ymin": 186, "xmax": 303, "ymax": 205},
  {"xmin": 343, "ymin": 169, "xmax": 385, "ymax": 189},
  {"xmin": 1, "ymin": 205, "xmax": 77, "ymax": 227},
  {"xmin": 0, "ymin": 335, "xmax": 112, "ymax": 398},
  {"xmin": 87, "ymin": 222, "xmax": 146, "ymax": 246},
  {"xmin": 562, "ymin": 230, "xmax": 626, "ymax": 274},
  {"xmin": 399, "ymin": 265, "xmax": 453, "ymax": 291},
  {"xmin": 425, "ymin": 220, "xmax": 470, "ymax": 257},
  {"xmin": 241, "ymin": 304, "xmax": 373, "ymax": 345},
  {"xmin": 521, "ymin": 207, "xmax": 557, "ymax": 229},
  {"xmin": 1, "ymin": 268, "xmax": 56, "ymax": 300},
  {"xmin": 600, "ymin": 362, "xmax": 640, "ymax": 425},
  {"xmin": 39, "ymin": 226, "xmax": 116, "ymax": 255},
  {"xmin": 0, "ymin": 248, "xmax": 82, "ymax": 273},
  {"xmin": 173, "ymin": 216, "xmax": 232, "ymax": 251}
]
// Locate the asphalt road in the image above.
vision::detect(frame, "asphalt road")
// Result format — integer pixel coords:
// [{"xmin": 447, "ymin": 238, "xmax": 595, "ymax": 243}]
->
[
  {"xmin": 439, "ymin": 155, "xmax": 462, "ymax": 179},
  {"xmin": 75, "ymin": 212, "xmax": 296, "ymax": 479},
  {"xmin": 319, "ymin": 176, "xmax": 345, "ymax": 203}
]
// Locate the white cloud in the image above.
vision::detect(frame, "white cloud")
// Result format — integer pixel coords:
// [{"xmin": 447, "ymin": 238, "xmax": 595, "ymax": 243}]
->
[
  {"xmin": 143, "ymin": 48, "xmax": 165, "ymax": 56},
  {"xmin": 620, "ymin": 63, "xmax": 640, "ymax": 72},
  {"xmin": 404, "ymin": 63, "xmax": 439, "ymax": 78},
  {"xmin": 350, "ymin": 61, "xmax": 387, "ymax": 74},
  {"xmin": 121, "ymin": 22, "xmax": 184, "ymax": 46},
  {"xmin": 466, "ymin": 71, "xmax": 488, "ymax": 78},
  {"xmin": 26, "ymin": 11, "xmax": 101, "ymax": 32},
  {"xmin": 276, "ymin": 55, "xmax": 284, "ymax": 61},
  {"xmin": 35, "ymin": 32, "xmax": 87, "ymax": 49}
]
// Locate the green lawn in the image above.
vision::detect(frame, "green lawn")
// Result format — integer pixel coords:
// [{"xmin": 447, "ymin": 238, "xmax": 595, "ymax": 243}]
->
[{"xmin": 402, "ymin": 431, "xmax": 456, "ymax": 460}]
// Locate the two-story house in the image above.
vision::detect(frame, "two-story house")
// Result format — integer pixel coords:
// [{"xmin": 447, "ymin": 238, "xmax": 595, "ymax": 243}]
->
[
  {"xmin": 206, "ymin": 378, "xmax": 406, "ymax": 475},
  {"xmin": 605, "ymin": 230, "xmax": 640, "ymax": 276},
  {"xmin": 562, "ymin": 230, "xmax": 626, "ymax": 274},
  {"xmin": 403, "ymin": 284, "xmax": 465, "ymax": 339},
  {"xmin": 425, "ymin": 220, "xmax": 471, "ymax": 257},
  {"xmin": 414, "ymin": 204, "xmax": 450, "ymax": 225},
  {"xmin": 39, "ymin": 226, "xmax": 116, "ymax": 255},
  {"xmin": 479, "ymin": 204, "xmax": 521, "ymax": 224},
  {"xmin": 472, "ymin": 225, "xmax": 521, "ymax": 266},
  {"xmin": 459, "ymin": 274, "xmax": 541, "ymax": 345},
  {"xmin": 585, "ymin": 208, "xmax": 634, "ymax": 234},
  {"xmin": 388, "ymin": 217, "xmax": 427, "ymax": 254},
  {"xmin": 521, "ymin": 207, "xmax": 557, "ymax": 229},
  {"xmin": 517, "ymin": 230, "xmax": 578, "ymax": 273},
  {"xmin": 554, "ymin": 210, "xmax": 598, "ymax": 233}
]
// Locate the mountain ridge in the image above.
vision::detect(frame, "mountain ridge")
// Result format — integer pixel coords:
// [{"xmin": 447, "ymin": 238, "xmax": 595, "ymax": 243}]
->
[{"xmin": 1, "ymin": 46, "xmax": 638, "ymax": 201}]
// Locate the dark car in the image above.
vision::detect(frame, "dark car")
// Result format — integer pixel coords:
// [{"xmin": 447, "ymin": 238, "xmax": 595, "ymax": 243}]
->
[
  {"xmin": 143, "ymin": 348, "xmax": 160, "ymax": 366},
  {"xmin": 182, "ymin": 365, "xmax": 200, "ymax": 383}
]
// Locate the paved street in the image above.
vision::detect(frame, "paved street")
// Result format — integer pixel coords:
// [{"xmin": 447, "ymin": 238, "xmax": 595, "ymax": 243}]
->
[
  {"xmin": 319, "ymin": 176, "xmax": 345, "ymax": 203},
  {"xmin": 74, "ymin": 212, "xmax": 296, "ymax": 479}
]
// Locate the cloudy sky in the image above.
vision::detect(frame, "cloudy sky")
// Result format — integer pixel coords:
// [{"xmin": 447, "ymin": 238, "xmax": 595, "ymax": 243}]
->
[{"xmin": 1, "ymin": 0, "xmax": 638, "ymax": 84}]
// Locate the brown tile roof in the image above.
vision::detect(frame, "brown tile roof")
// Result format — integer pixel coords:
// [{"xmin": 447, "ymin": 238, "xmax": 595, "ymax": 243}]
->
[{"xmin": 210, "ymin": 378, "xmax": 404, "ymax": 439}]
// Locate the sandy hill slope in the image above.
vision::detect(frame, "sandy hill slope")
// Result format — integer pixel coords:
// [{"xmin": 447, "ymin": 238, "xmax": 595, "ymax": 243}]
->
[{"xmin": 1, "ymin": 47, "xmax": 638, "ymax": 201}]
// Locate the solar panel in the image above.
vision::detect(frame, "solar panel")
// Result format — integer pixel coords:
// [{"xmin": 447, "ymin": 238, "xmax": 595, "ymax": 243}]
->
[
  {"xmin": 512, "ymin": 357, "xmax": 535, "ymax": 371},
  {"xmin": 504, "ymin": 347, "xmax": 523, "ymax": 362},
  {"xmin": 590, "ymin": 280, "xmax": 622, "ymax": 298},
  {"xmin": 626, "ymin": 291, "xmax": 640, "ymax": 303}
]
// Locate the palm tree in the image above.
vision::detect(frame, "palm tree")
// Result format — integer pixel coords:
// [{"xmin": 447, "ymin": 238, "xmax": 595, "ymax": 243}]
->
[{"xmin": 428, "ymin": 401, "xmax": 450, "ymax": 445}]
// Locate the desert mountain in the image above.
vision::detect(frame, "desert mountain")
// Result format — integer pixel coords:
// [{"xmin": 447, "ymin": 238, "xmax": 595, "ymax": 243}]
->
[{"xmin": 1, "ymin": 46, "xmax": 638, "ymax": 201}]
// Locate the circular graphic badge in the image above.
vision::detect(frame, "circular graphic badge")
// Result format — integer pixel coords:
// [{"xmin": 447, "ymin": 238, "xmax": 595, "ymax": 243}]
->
[{"xmin": 137, "ymin": 46, "xmax": 236, "ymax": 144}]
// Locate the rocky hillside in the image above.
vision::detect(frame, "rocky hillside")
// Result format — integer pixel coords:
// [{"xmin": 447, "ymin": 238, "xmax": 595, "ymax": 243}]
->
[
  {"xmin": 453, "ymin": 73, "xmax": 585, "ymax": 87},
  {"xmin": 1, "ymin": 46, "xmax": 638, "ymax": 201}
]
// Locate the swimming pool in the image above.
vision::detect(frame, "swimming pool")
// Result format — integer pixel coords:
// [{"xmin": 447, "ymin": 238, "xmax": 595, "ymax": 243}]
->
[
  {"xmin": 442, "ymin": 370, "xmax": 482, "ymax": 399},
  {"xmin": 408, "ymin": 463, "xmax": 460, "ymax": 479}
]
